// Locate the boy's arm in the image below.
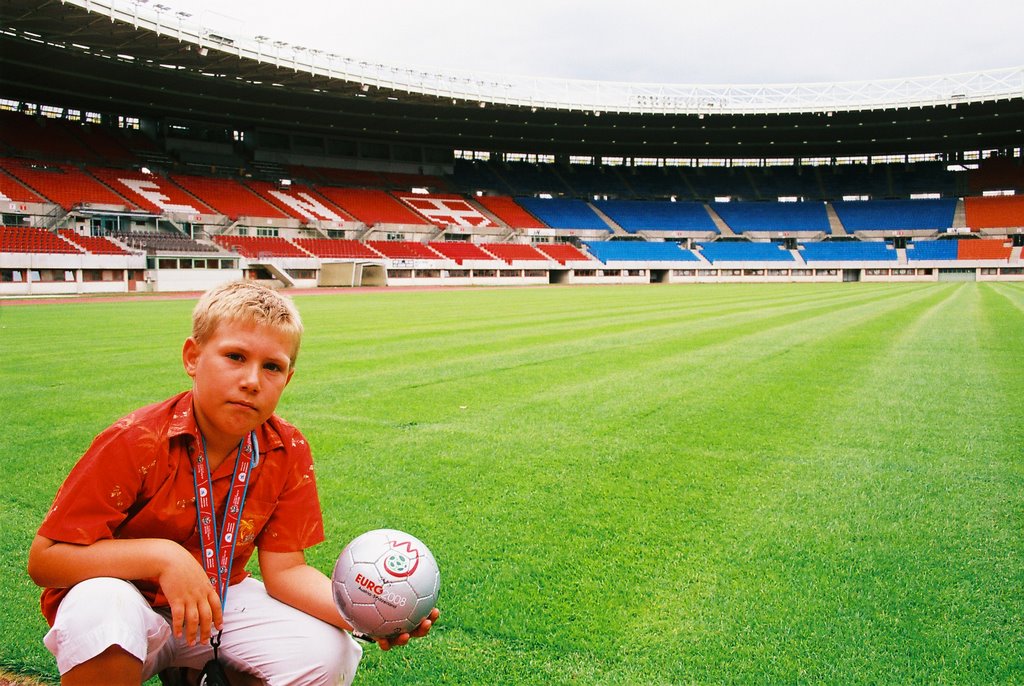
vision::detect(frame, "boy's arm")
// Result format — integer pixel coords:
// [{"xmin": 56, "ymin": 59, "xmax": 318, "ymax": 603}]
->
[
  {"xmin": 258, "ymin": 549, "xmax": 438, "ymax": 651},
  {"xmin": 28, "ymin": 534, "xmax": 222, "ymax": 646}
]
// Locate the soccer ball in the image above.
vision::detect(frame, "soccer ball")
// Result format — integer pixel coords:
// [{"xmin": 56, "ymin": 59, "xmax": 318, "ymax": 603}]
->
[{"xmin": 331, "ymin": 528, "xmax": 440, "ymax": 639}]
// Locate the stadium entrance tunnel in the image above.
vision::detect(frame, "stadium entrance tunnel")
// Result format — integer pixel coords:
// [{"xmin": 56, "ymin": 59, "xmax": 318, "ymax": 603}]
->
[
  {"xmin": 549, "ymin": 269, "xmax": 569, "ymax": 285},
  {"xmin": 650, "ymin": 269, "xmax": 669, "ymax": 283},
  {"xmin": 319, "ymin": 262, "xmax": 387, "ymax": 287}
]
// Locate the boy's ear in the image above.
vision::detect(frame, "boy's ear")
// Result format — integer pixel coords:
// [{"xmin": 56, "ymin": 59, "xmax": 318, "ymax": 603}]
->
[{"xmin": 182, "ymin": 337, "xmax": 200, "ymax": 378}]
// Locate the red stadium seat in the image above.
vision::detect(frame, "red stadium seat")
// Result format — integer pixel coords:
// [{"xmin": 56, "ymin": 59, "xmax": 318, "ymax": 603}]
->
[
  {"xmin": 957, "ymin": 238, "xmax": 1013, "ymax": 260},
  {"xmin": 170, "ymin": 175, "xmax": 287, "ymax": 220},
  {"xmin": 0, "ymin": 158, "xmax": 135, "ymax": 210},
  {"xmin": 0, "ymin": 168, "xmax": 46, "ymax": 204},
  {"xmin": 58, "ymin": 229, "xmax": 129, "ymax": 255},
  {"xmin": 475, "ymin": 196, "xmax": 546, "ymax": 229},
  {"xmin": 314, "ymin": 188, "xmax": 429, "ymax": 225},
  {"xmin": 1, "ymin": 227, "xmax": 82, "ymax": 254},
  {"xmin": 244, "ymin": 180, "xmax": 353, "ymax": 223},
  {"xmin": 426, "ymin": 241, "xmax": 496, "ymax": 264},
  {"xmin": 964, "ymin": 195, "xmax": 1024, "ymax": 231},
  {"xmin": 88, "ymin": 168, "xmax": 213, "ymax": 215},
  {"xmin": 535, "ymin": 243, "xmax": 591, "ymax": 264},
  {"xmin": 394, "ymin": 193, "xmax": 498, "ymax": 228},
  {"xmin": 366, "ymin": 241, "xmax": 444, "ymax": 259},
  {"xmin": 292, "ymin": 238, "xmax": 383, "ymax": 259},
  {"xmin": 212, "ymin": 235, "xmax": 310, "ymax": 258},
  {"xmin": 482, "ymin": 243, "xmax": 550, "ymax": 263}
]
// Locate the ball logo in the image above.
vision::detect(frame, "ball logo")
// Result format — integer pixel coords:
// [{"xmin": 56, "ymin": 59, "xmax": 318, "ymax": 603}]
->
[{"xmin": 382, "ymin": 541, "xmax": 420, "ymax": 578}]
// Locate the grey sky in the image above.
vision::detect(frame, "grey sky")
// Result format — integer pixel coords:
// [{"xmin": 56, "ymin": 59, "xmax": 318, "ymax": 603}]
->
[{"xmin": 165, "ymin": 0, "xmax": 1024, "ymax": 85}]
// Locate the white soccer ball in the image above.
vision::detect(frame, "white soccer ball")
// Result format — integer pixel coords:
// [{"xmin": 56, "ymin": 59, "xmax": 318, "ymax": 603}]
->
[{"xmin": 331, "ymin": 528, "xmax": 440, "ymax": 639}]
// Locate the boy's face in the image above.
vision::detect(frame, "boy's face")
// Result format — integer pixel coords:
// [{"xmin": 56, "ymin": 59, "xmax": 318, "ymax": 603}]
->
[{"xmin": 182, "ymin": 319, "xmax": 296, "ymax": 453}]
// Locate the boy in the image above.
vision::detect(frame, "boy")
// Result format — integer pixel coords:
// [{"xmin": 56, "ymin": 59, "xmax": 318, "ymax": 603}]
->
[{"xmin": 27, "ymin": 281, "xmax": 437, "ymax": 685}]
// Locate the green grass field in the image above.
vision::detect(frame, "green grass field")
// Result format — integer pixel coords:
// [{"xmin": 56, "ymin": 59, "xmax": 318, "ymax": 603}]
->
[{"xmin": 2, "ymin": 282, "xmax": 1022, "ymax": 684}]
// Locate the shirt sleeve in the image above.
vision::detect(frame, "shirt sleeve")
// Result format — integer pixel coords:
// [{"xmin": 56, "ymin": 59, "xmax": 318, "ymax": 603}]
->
[
  {"xmin": 254, "ymin": 427, "xmax": 326, "ymax": 552},
  {"xmin": 37, "ymin": 416, "xmax": 159, "ymax": 545}
]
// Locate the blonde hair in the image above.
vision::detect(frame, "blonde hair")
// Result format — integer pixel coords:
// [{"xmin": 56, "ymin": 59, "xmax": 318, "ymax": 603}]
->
[{"xmin": 192, "ymin": 281, "xmax": 304, "ymax": 364}]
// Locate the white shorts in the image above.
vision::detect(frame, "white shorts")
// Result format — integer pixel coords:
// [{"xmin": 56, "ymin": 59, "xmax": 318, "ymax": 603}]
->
[{"xmin": 44, "ymin": 576, "xmax": 363, "ymax": 685}]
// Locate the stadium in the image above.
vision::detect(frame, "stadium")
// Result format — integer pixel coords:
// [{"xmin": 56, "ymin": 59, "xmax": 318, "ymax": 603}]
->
[
  {"xmin": 2, "ymin": 2, "xmax": 1023, "ymax": 685},
  {"xmin": 1, "ymin": 0, "xmax": 1023, "ymax": 294}
]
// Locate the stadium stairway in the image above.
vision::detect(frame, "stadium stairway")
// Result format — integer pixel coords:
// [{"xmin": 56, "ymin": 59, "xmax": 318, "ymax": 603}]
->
[
  {"xmin": 825, "ymin": 203, "xmax": 848, "ymax": 236},
  {"xmin": 952, "ymin": 198, "xmax": 968, "ymax": 231},
  {"xmin": 587, "ymin": 202, "xmax": 630, "ymax": 236},
  {"xmin": 258, "ymin": 260, "xmax": 296, "ymax": 287},
  {"xmin": 703, "ymin": 204, "xmax": 736, "ymax": 236}
]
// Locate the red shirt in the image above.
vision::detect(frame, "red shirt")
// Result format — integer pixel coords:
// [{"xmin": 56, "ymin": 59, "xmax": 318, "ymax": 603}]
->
[{"xmin": 37, "ymin": 391, "xmax": 325, "ymax": 625}]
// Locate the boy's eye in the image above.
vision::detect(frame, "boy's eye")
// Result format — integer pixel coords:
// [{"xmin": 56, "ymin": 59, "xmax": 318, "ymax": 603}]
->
[
  {"xmin": 226, "ymin": 352, "xmax": 244, "ymax": 362},
  {"xmin": 264, "ymin": 362, "xmax": 282, "ymax": 372}
]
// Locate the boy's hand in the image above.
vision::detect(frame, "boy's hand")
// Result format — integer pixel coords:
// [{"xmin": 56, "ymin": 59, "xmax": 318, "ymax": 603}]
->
[
  {"xmin": 376, "ymin": 607, "xmax": 440, "ymax": 651},
  {"xmin": 156, "ymin": 541, "xmax": 223, "ymax": 647}
]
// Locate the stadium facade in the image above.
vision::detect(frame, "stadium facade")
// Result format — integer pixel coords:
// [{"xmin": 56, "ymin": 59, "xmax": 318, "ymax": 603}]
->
[{"xmin": 1, "ymin": 0, "xmax": 1022, "ymax": 296}]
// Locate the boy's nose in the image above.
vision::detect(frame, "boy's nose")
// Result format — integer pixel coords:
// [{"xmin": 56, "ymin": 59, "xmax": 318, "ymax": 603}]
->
[{"xmin": 240, "ymin": 364, "xmax": 261, "ymax": 391}]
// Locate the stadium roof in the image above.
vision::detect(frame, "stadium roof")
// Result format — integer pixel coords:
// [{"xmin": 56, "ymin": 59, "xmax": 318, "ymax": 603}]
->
[{"xmin": 2, "ymin": 0, "xmax": 1023, "ymax": 160}]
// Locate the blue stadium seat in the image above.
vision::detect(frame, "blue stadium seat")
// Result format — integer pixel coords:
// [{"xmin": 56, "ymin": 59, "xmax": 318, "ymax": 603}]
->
[
  {"xmin": 831, "ymin": 199, "xmax": 957, "ymax": 232},
  {"xmin": 696, "ymin": 241, "xmax": 795, "ymax": 263},
  {"xmin": 709, "ymin": 201, "xmax": 831, "ymax": 233},
  {"xmin": 582, "ymin": 241, "xmax": 699, "ymax": 263},
  {"xmin": 799, "ymin": 241, "xmax": 897, "ymax": 262},
  {"xmin": 906, "ymin": 240, "xmax": 959, "ymax": 261},
  {"xmin": 593, "ymin": 200, "xmax": 718, "ymax": 233},
  {"xmin": 515, "ymin": 197, "xmax": 610, "ymax": 231}
]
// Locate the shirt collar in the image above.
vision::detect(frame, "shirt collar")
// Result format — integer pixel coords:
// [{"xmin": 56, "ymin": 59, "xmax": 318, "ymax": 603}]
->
[{"xmin": 168, "ymin": 390, "xmax": 285, "ymax": 457}]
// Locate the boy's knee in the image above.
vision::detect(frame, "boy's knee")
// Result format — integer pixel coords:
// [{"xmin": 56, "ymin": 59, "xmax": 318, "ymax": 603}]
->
[
  {"xmin": 44, "ymin": 578, "xmax": 171, "ymax": 676},
  {"xmin": 252, "ymin": 624, "xmax": 362, "ymax": 686}
]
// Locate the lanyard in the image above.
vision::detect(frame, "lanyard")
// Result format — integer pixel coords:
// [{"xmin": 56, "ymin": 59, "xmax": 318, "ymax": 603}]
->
[{"xmin": 191, "ymin": 431, "xmax": 259, "ymax": 607}]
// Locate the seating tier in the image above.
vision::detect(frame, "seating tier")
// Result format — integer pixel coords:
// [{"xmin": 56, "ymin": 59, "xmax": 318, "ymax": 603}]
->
[
  {"xmin": 906, "ymin": 240, "xmax": 959, "ymax": 261},
  {"xmin": 213, "ymin": 235, "xmax": 309, "ymax": 258},
  {"xmin": 394, "ymin": 193, "xmax": 498, "ymax": 228},
  {"xmin": 292, "ymin": 238, "xmax": 382, "ymax": 259},
  {"xmin": 483, "ymin": 243, "xmax": 550, "ymax": 263},
  {"xmin": 964, "ymin": 195, "xmax": 1024, "ymax": 230},
  {"xmin": 58, "ymin": 230, "xmax": 129, "ymax": 255},
  {"xmin": 831, "ymin": 199, "xmax": 957, "ymax": 232},
  {"xmin": 595, "ymin": 199, "xmax": 719, "ymax": 233},
  {"xmin": 244, "ymin": 181, "xmax": 352, "ymax": 222},
  {"xmin": 710, "ymin": 201, "xmax": 831, "ymax": 234},
  {"xmin": 583, "ymin": 241, "xmax": 698, "ymax": 262},
  {"xmin": 515, "ymin": 198, "xmax": 610, "ymax": 231},
  {"xmin": 88, "ymin": 168, "xmax": 211, "ymax": 215},
  {"xmin": 697, "ymin": 241, "xmax": 795, "ymax": 262},
  {"xmin": 366, "ymin": 241, "xmax": 444, "ymax": 259},
  {"xmin": 1, "ymin": 227, "xmax": 81, "ymax": 253},
  {"xmin": 169, "ymin": 175, "xmax": 286, "ymax": 220},
  {"xmin": 535, "ymin": 243, "xmax": 592, "ymax": 264},
  {"xmin": 426, "ymin": 241, "xmax": 496, "ymax": 263},
  {"xmin": 1, "ymin": 159, "xmax": 134, "ymax": 210},
  {"xmin": 315, "ymin": 188, "xmax": 429, "ymax": 225},
  {"xmin": 474, "ymin": 196, "xmax": 546, "ymax": 229},
  {"xmin": 957, "ymin": 239, "xmax": 1013, "ymax": 260},
  {"xmin": 799, "ymin": 241, "xmax": 897, "ymax": 262},
  {"xmin": 0, "ymin": 168, "xmax": 46, "ymax": 203}
]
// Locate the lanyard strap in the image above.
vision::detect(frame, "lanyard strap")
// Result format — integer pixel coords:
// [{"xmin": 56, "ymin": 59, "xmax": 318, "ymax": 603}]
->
[{"xmin": 192, "ymin": 431, "xmax": 258, "ymax": 607}]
